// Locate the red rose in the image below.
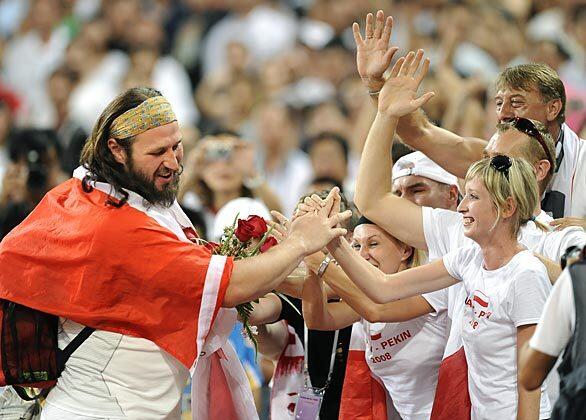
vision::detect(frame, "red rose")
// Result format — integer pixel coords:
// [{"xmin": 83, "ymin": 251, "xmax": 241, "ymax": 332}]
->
[
  {"xmin": 260, "ymin": 236, "xmax": 278, "ymax": 253},
  {"xmin": 204, "ymin": 241, "xmax": 220, "ymax": 254},
  {"xmin": 235, "ymin": 215, "xmax": 268, "ymax": 242}
]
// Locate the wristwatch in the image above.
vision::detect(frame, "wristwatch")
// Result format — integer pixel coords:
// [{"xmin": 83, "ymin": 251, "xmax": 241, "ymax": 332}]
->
[{"xmin": 317, "ymin": 255, "xmax": 333, "ymax": 278}]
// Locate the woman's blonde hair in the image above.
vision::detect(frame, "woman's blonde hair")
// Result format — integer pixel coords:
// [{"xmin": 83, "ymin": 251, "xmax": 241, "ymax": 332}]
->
[{"xmin": 465, "ymin": 155, "xmax": 542, "ymax": 236}]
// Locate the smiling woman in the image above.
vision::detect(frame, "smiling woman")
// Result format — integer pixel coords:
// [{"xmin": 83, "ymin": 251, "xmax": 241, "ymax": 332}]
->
[
  {"xmin": 327, "ymin": 154, "xmax": 552, "ymax": 419},
  {"xmin": 301, "ymin": 216, "xmax": 448, "ymax": 420}
]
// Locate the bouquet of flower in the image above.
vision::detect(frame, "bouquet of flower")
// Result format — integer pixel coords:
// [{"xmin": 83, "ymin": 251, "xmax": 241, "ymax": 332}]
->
[{"xmin": 205, "ymin": 214, "xmax": 278, "ymax": 349}]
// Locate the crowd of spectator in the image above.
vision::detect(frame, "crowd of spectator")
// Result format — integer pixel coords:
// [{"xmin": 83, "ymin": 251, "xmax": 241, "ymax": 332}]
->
[{"xmin": 1, "ymin": 1, "xmax": 586, "ymax": 418}]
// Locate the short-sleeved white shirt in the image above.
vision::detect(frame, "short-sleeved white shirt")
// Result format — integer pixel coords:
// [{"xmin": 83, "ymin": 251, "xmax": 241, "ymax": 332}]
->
[
  {"xmin": 569, "ymin": 142, "xmax": 586, "ymax": 218},
  {"xmin": 421, "ymin": 206, "xmax": 586, "ymax": 359},
  {"xmin": 443, "ymin": 247, "xmax": 552, "ymax": 419},
  {"xmin": 422, "ymin": 207, "xmax": 586, "ymax": 263},
  {"xmin": 363, "ymin": 289, "xmax": 449, "ymax": 420},
  {"xmin": 530, "ymin": 268, "xmax": 576, "ymax": 357},
  {"xmin": 542, "ymin": 124, "xmax": 585, "ymax": 218}
]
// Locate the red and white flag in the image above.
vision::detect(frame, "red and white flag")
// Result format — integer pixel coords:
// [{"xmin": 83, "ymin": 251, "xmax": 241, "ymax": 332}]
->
[
  {"xmin": 339, "ymin": 323, "xmax": 390, "ymax": 420},
  {"xmin": 0, "ymin": 171, "xmax": 257, "ymax": 418},
  {"xmin": 270, "ymin": 322, "xmax": 305, "ymax": 419},
  {"xmin": 430, "ymin": 285, "xmax": 471, "ymax": 420}
]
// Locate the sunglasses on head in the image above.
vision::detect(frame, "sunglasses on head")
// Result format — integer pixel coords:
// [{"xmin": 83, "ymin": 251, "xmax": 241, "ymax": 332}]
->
[{"xmin": 506, "ymin": 117, "xmax": 554, "ymax": 173}]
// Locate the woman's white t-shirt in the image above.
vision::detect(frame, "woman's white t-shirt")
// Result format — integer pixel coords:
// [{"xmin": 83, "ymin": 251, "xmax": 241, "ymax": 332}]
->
[
  {"xmin": 363, "ymin": 289, "xmax": 449, "ymax": 420},
  {"xmin": 443, "ymin": 247, "xmax": 552, "ymax": 420}
]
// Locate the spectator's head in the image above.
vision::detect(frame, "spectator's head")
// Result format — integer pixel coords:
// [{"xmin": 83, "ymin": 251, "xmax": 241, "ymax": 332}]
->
[
  {"xmin": 128, "ymin": 18, "xmax": 165, "ymax": 52},
  {"xmin": 351, "ymin": 216, "xmax": 417, "ymax": 275},
  {"xmin": 306, "ymin": 132, "xmax": 348, "ymax": 184},
  {"xmin": 256, "ymin": 102, "xmax": 297, "ymax": 153},
  {"xmin": 485, "ymin": 117, "xmax": 556, "ymax": 195},
  {"xmin": 103, "ymin": 0, "xmax": 140, "ymax": 38},
  {"xmin": 48, "ymin": 66, "xmax": 79, "ymax": 118},
  {"xmin": 306, "ymin": 176, "xmax": 343, "ymax": 195},
  {"xmin": 29, "ymin": 0, "xmax": 63, "ymax": 36},
  {"xmin": 196, "ymin": 132, "xmax": 252, "ymax": 210},
  {"xmin": 80, "ymin": 87, "xmax": 182, "ymax": 207},
  {"xmin": 7, "ymin": 129, "xmax": 62, "ymax": 197},
  {"xmin": 495, "ymin": 64, "xmax": 566, "ymax": 129},
  {"xmin": 460, "ymin": 155, "xmax": 539, "ymax": 242},
  {"xmin": 304, "ymin": 101, "xmax": 349, "ymax": 138},
  {"xmin": 392, "ymin": 152, "xmax": 459, "ymax": 210}
]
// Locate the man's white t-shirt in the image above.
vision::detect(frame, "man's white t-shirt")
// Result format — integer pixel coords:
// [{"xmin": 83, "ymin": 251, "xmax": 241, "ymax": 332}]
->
[
  {"xmin": 541, "ymin": 123, "xmax": 585, "ymax": 218},
  {"xmin": 43, "ymin": 319, "xmax": 188, "ymax": 419},
  {"xmin": 530, "ymin": 268, "xmax": 576, "ymax": 357},
  {"xmin": 568, "ymin": 141, "xmax": 586, "ymax": 218},
  {"xmin": 363, "ymin": 289, "xmax": 448, "ymax": 420},
  {"xmin": 443, "ymin": 247, "xmax": 552, "ymax": 419}
]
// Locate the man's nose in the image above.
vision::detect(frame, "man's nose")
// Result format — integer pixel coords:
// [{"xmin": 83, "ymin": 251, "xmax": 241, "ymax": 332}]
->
[
  {"xmin": 497, "ymin": 102, "xmax": 514, "ymax": 121},
  {"xmin": 164, "ymin": 150, "xmax": 180, "ymax": 171}
]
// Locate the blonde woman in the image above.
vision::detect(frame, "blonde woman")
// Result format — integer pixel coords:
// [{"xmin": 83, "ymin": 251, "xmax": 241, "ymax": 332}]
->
[
  {"xmin": 301, "ymin": 216, "xmax": 448, "ymax": 420},
  {"xmin": 319, "ymin": 155, "xmax": 552, "ymax": 419}
]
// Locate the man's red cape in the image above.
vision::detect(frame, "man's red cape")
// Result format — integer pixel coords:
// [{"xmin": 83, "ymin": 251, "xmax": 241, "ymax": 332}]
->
[{"xmin": 0, "ymin": 178, "xmax": 233, "ymax": 368}]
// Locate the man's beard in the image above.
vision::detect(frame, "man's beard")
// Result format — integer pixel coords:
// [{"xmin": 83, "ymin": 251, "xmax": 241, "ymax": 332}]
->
[{"xmin": 119, "ymin": 161, "xmax": 181, "ymax": 207}]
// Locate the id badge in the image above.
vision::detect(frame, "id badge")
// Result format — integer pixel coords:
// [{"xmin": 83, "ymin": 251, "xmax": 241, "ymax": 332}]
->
[{"xmin": 294, "ymin": 387, "xmax": 324, "ymax": 419}]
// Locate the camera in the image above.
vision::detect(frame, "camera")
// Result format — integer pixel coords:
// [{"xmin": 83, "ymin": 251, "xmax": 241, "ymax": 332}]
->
[
  {"xmin": 205, "ymin": 141, "xmax": 233, "ymax": 162},
  {"xmin": 7, "ymin": 129, "xmax": 60, "ymax": 192}
]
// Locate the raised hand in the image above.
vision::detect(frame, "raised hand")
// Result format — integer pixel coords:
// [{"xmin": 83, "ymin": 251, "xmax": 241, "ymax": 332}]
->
[
  {"xmin": 288, "ymin": 189, "xmax": 351, "ymax": 256},
  {"xmin": 353, "ymin": 10, "xmax": 398, "ymax": 92},
  {"xmin": 295, "ymin": 187, "xmax": 340, "ymax": 219},
  {"xmin": 377, "ymin": 49, "xmax": 435, "ymax": 118},
  {"xmin": 268, "ymin": 210, "xmax": 290, "ymax": 243}
]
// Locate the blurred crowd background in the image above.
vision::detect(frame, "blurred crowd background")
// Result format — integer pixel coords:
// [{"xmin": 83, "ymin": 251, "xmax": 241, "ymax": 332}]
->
[{"xmin": 0, "ymin": 0, "xmax": 585, "ymax": 417}]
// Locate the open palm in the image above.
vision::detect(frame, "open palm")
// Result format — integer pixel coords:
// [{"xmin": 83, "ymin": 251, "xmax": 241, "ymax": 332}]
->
[
  {"xmin": 378, "ymin": 50, "xmax": 435, "ymax": 118},
  {"xmin": 354, "ymin": 11, "xmax": 398, "ymax": 89}
]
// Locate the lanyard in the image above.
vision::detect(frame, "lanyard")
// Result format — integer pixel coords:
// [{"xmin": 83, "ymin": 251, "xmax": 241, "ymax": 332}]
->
[{"xmin": 303, "ymin": 324, "xmax": 339, "ymax": 391}]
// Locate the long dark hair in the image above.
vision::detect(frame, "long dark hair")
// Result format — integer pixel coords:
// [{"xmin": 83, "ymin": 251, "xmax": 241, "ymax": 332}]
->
[{"xmin": 79, "ymin": 87, "xmax": 163, "ymax": 207}]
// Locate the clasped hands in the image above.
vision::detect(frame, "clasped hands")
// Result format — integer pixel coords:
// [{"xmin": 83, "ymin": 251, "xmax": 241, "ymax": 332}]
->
[{"xmin": 266, "ymin": 188, "xmax": 347, "ymax": 277}]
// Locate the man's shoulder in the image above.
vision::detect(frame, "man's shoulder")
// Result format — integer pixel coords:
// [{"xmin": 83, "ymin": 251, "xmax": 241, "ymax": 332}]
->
[
  {"xmin": 57, "ymin": 180, "xmax": 179, "ymax": 242},
  {"xmin": 522, "ymin": 221, "xmax": 586, "ymax": 262}
]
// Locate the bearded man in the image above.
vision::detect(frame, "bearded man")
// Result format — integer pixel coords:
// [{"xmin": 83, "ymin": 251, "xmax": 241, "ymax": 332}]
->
[{"xmin": 0, "ymin": 87, "xmax": 349, "ymax": 419}]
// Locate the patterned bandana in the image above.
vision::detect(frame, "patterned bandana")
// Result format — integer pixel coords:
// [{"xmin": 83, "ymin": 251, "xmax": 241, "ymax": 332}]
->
[{"xmin": 110, "ymin": 96, "xmax": 177, "ymax": 139}]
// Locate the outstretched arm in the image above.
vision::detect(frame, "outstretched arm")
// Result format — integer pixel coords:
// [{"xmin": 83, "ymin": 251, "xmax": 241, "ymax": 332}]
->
[
  {"xmin": 326, "ymin": 238, "xmax": 457, "ymax": 304},
  {"xmin": 304, "ymin": 252, "xmax": 435, "ymax": 323},
  {"xmin": 354, "ymin": 10, "xmax": 487, "ymax": 179},
  {"xmin": 516, "ymin": 325, "xmax": 542, "ymax": 420},
  {"xmin": 246, "ymin": 293, "xmax": 283, "ymax": 325},
  {"xmin": 354, "ymin": 50, "xmax": 434, "ymax": 251},
  {"xmin": 302, "ymin": 271, "xmax": 360, "ymax": 331},
  {"xmin": 224, "ymin": 188, "xmax": 351, "ymax": 307},
  {"xmin": 396, "ymin": 112, "xmax": 487, "ymax": 179}
]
